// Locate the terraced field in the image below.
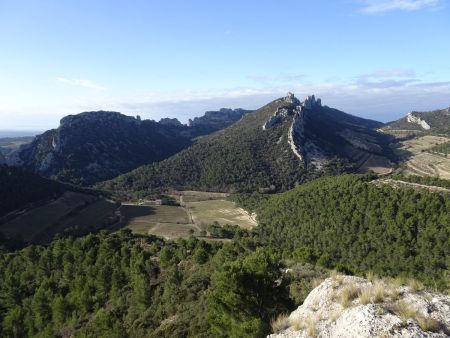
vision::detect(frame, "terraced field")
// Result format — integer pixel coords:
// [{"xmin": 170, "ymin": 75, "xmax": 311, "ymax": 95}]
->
[{"xmin": 396, "ymin": 135, "xmax": 450, "ymax": 179}]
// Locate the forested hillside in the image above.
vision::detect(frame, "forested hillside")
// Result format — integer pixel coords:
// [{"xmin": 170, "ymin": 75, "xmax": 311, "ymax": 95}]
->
[
  {"xmin": 0, "ymin": 230, "xmax": 310, "ymax": 338},
  {"xmin": 1, "ymin": 174, "xmax": 449, "ymax": 337},
  {"xmin": 100, "ymin": 95, "xmax": 393, "ymax": 195},
  {"xmin": 256, "ymin": 174, "xmax": 450, "ymax": 289}
]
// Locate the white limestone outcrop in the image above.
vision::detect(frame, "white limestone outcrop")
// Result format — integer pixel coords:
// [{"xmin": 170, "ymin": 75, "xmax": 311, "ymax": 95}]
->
[
  {"xmin": 268, "ymin": 276, "xmax": 450, "ymax": 338},
  {"xmin": 406, "ymin": 113, "xmax": 431, "ymax": 130}
]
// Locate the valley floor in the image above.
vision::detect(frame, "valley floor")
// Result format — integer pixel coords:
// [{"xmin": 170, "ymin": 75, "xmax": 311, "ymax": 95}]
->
[{"xmin": 119, "ymin": 190, "xmax": 257, "ymax": 240}]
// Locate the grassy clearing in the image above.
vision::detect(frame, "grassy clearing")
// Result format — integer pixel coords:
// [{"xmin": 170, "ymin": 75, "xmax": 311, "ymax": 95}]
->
[{"xmin": 186, "ymin": 199, "xmax": 257, "ymax": 229}]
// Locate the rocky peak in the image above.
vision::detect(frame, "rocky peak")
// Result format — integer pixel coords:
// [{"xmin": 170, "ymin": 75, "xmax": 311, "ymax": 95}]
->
[
  {"xmin": 159, "ymin": 117, "xmax": 183, "ymax": 127},
  {"xmin": 269, "ymin": 275, "xmax": 450, "ymax": 338},
  {"xmin": 302, "ymin": 95, "xmax": 322, "ymax": 110},
  {"xmin": 284, "ymin": 92, "xmax": 301, "ymax": 105}
]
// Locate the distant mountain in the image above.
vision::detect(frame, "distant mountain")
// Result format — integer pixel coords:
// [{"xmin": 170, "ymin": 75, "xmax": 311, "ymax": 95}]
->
[
  {"xmin": 7, "ymin": 109, "xmax": 250, "ymax": 185},
  {"xmin": 101, "ymin": 93, "xmax": 394, "ymax": 194},
  {"xmin": 382, "ymin": 107, "xmax": 450, "ymax": 136}
]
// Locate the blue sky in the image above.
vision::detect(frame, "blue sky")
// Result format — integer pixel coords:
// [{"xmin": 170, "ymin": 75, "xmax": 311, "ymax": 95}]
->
[{"xmin": 0, "ymin": 0, "xmax": 449, "ymax": 130}]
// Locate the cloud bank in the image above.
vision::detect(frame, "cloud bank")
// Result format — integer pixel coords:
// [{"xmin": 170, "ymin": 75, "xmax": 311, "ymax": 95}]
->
[{"xmin": 360, "ymin": 0, "xmax": 443, "ymax": 14}]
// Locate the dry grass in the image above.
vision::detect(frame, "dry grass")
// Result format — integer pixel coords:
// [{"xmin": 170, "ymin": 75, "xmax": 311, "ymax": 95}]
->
[
  {"xmin": 339, "ymin": 284, "xmax": 360, "ymax": 308},
  {"xmin": 372, "ymin": 282, "xmax": 386, "ymax": 303},
  {"xmin": 312, "ymin": 278, "xmax": 324, "ymax": 288},
  {"xmin": 392, "ymin": 300, "xmax": 441, "ymax": 332},
  {"xmin": 416, "ymin": 314, "xmax": 441, "ymax": 333},
  {"xmin": 393, "ymin": 300, "xmax": 417, "ymax": 322},
  {"xmin": 330, "ymin": 270, "xmax": 344, "ymax": 287},
  {"xmin": 291, "ymin": 318, "xmax": 303, "ymax": 331},
  {"xmin": 359, "ymin": 287, "xmax": 372, "ymax": 305},
  {"xmin": 330, "ymin": 309, "xmax": 342, "ymax": 323},
  {"xmin": 407, "ymin": 278, "xmax": 425, "ymax": 292},
  {"xmin": 271, "ymin": 313, "xmax": 291, "ymax": 333},
  {"xmin": 305, "ymin": 317, "xmax": 318, "ymax": 338},
  {"xmin": 366, "ymin": 271, "xmax": 376, "ymax": 282},
  {"xmin": 291, "ymin": 316, "xmax": 318, "ymax": 337}
]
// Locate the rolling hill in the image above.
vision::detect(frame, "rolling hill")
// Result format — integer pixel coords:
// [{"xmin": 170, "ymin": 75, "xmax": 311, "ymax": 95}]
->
[
  {"xmin": 101, "ymin": 93, "xmax": 395, "ymax": 195},
  {"xmin": 6, "ymin": 109, "xmax": 250, "ymax": 185}
]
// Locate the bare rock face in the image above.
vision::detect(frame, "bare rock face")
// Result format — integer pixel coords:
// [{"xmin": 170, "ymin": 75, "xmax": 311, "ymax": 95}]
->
[
  {"xmin": 406, "ymin": 113, "xmax": 431, "ymax": 130},
  {"xmin": 268, "ymin": 276, "xmax": 450, "ymax": 338}
]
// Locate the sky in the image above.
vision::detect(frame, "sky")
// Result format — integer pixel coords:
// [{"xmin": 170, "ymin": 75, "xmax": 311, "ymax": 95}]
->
[{"xmin": 0, "ymin": 0, "xmax": 449, "ymax": 131}]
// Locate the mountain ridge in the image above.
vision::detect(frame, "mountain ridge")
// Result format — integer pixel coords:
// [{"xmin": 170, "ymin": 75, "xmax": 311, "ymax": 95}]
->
[
  {"xmin": 6, "ymin": 108, "xmax": 250, "ymax": 185},
  {"xmin": 101, "ymin": 93, "xmax": 395, "ymax": 195}
]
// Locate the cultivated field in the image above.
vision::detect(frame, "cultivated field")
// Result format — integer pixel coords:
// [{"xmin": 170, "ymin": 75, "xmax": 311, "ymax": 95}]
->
[
  {"xmin": 120, "ymin": 204, "xmax": 197, "ymax": 239},
  {"xmin": 120, "ymin": 191, "xmax": 257, "ymax": 239},
  {"xmin": 395, "ymin": 135, "xmax": 450, "ymax": 179},
  {"xmin": 186, "ymin": 199, "xmax": 257, "ymax": 230}
]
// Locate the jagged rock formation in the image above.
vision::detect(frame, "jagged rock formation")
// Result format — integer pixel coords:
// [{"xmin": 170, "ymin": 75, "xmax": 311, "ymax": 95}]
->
[
  {"xmin": 269, "ymin": 275, "xmax": 450, "ymax": 338},
  {"xmin": 406, "ymin": 112, "xmax": 431, "ymax": 130},
  {"xmin": 263, "ymin": 93, "xmax": 391, "ymax": 171}
]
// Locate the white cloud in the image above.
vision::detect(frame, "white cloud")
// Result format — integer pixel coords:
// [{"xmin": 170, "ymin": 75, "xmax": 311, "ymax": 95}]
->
[
  {"xmin": 1, "ymin": 74, "xmax": 450, "ymax": 129},
  {"xmin": 360, "ymin": 0, "xmax": 443, "ymax": 14},
  {"xmin": 57, "ymin": 77, "xmax": 106, "ymax": 90}
]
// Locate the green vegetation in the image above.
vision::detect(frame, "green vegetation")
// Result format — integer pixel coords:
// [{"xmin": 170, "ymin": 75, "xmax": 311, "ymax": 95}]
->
[
  {"xmin": 100, "ymin": 100, "xmax": 311, "ymax": 194},
  {"xmin": 100, "ymin": 99, "xmax": 392, "ymax": 195},
  {"xmin": 0, "ymin": 230, "xmax": 322, "ymax": 338},
  {"xmin": 256, "ymin": 174, "xmax": 449, "ymax": 289},
  {"xmin": 428, "ymin": 141, "xmax": 450, "ymax": 156},
  {"xmin": 391, "ymin": 174, "xmax": 450, "ymax": 189},
  {"xmin": 1, "ymin": 174, "xmax": 449, "ymax": 337}
]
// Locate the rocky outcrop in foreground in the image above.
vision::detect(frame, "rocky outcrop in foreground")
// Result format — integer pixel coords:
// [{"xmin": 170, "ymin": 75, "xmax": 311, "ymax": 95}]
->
[{"xmin": 269, "ymin": 275, "xmax": 450, "ymax": 338}]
